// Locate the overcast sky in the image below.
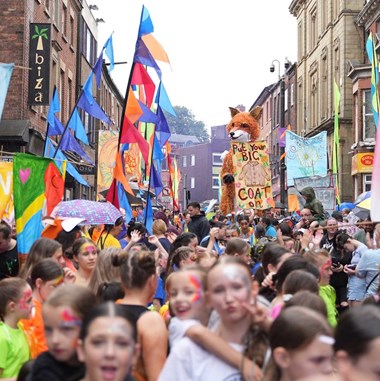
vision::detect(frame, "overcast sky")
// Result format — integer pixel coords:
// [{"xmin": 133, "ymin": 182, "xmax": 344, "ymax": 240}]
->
[{"xmin": 93, "ymin": 0, "xmax": 297, "ymax": 128}]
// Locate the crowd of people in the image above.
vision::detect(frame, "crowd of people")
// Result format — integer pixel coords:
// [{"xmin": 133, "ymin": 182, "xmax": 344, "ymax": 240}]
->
[{"xmin": 0, "ymin": 198, "xmax": 380, "ymax": 381}]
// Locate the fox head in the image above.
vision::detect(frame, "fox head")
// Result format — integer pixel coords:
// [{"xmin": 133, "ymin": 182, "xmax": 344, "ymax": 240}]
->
[{"xmin": 226, "ymin": 106, "xmax": 262, "ymax": 142}]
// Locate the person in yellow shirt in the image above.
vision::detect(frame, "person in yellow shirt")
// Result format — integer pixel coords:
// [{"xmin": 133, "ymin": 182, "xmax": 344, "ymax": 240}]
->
[{"xmin": 96, "ymin": 217, "xmax": 123, "ymax": 249}]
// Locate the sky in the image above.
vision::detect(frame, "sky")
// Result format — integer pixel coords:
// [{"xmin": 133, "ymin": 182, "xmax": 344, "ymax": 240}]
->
[{"xmin": 93, "ymin": 0, "xmax": 297, "ymax": 129}]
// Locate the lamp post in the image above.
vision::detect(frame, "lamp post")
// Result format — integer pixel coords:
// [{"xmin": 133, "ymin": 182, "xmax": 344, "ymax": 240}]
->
[{"xmin": 270, "ymin": 59, "xmax": 288, "ymax": 208}]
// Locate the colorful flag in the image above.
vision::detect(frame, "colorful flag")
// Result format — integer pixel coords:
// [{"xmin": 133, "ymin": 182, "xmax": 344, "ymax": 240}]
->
[
  {"xmin": 13, "ymin": 154, "xmax": 65, "ymax": 255},
  {"xmin": 366, "ymin": 32, "xmax": 380, "ymax": 221},
  {"xmin": 333, "ymin": 80, "xmax": 341, "ymax": 205},
  {"xmin": 366, "ymin": 32, "xmax": 379, "ymax": 127},
  {"xmin": 0, "ymin": 63, "xmax": 14, "ymax": 120}
]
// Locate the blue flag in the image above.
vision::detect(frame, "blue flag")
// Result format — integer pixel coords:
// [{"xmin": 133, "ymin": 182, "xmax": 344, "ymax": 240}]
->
[
  {"xmin": 0, "ymin": 63, "xmax": 14, "ymax": 120},
  {"xmin": 47, "ymin": 115, "xmax": 65, "ymax": 136},
  {"xmin": 138, "ymin": 6, "xmax": 154, "ymax": 37},
  {"xmin": 144, "ymin": 193, "xmax": 154, "ymax": 235},
  {"xmin": 68, "ymin": 108, "xmax": 89, "ymax": 145},
  {"xmin": 60, "ymin": 130, "xmax": 94, "ymax": 165},
  {"xmin": 104, "ymin": 34, "xmax": 115, "ymax": 72},
  {"xmin": 44, "ymin": 138, "xmax": 89, "ymax": 186},
  {"xmin": 117, "ymin": 182, "xmax": 132, "ymax": 223},
  {"xmin": 77, "ymin": 92, "xmax": 112, "ymax": 125},
  {"xmin": 156, "ymin": 83, "xmax": 176, "ymax": 116},
  {"xmin": 47, "ymin": 87, "xmax": 60, "ymax": 127}
]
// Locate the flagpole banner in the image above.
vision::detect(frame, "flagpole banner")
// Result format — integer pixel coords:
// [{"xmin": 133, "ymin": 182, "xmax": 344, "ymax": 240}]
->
[
  {"xmin": 231, "ymin": 142, "xmax": 274, "ymax": 210},
  {"xmin": 0, "ymin": 162, "xmax": 14, "ymax": 223},
  {"xmin": 0, "ymin": 63, "xmax": 14, "ymax": 120},
  {"xmin": 13, "ymin": 154, "xmax": 65, "ymax": 255},
  {"xmin": 285, "ymin": 131, "xmax": 328, "ymax": 186}
]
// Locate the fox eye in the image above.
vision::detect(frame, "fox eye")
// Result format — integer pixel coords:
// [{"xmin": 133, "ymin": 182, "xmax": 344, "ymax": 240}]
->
[{"xmin": 241, "ymin": 123, "xmax": 249, "ymax": 128}]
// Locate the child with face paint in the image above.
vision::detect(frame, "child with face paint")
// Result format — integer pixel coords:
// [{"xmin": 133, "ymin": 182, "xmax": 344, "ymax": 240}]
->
[
  {"xmin": 28, "ymin": 284, "xmax": 96, "ymax": 381},
  {"xmin": 264, "ymin": 306, "xmax": 334, "ymax": 381},
  {"xmin": 76, "ymin": 302, "xmax": 139, "ymax": 381},
  {"xmin": 72, "ymin": 238, "xmax": 98, "ymax": 287},
  {"xmin": 159, "ymin": 257, "xmax": 270, "ymax": 381},
  {"xmin": 20, "ymin": 258, "xmax": 64, "ymax": 358},
  {"xmin": 0, "ymin": 277, "xmax": 33, "ymax": 379}
]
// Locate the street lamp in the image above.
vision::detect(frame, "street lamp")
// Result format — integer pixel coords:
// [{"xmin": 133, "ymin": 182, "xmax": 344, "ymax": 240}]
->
[{"xmin": 270, "ymin": 59, "xmax": 288, "ymax": 209}]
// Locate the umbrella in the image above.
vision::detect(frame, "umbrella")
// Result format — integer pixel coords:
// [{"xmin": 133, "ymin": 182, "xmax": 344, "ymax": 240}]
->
[
  {"xmin": 354, "ymin": 191, "xmax": 371, "ymax": 205},
  {"xmin": 352, "ymin": 206, "xmax": 370, "ymax": 220},
  {"xmin": 54, "ymin": 199, "xmax": 122, "ymax": 225},
  {"xmin": 337, "ymin": 202, "xmax": 356, "ymax": 211},
  {"xmin": 357, "ymin": 198, "xmax": 371, "ymax": 210}
]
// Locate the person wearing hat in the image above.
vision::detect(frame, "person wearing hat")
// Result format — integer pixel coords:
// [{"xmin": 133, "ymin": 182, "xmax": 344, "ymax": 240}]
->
[{"xmin": 300, "ymin": 186, "xmax": 325, "ymax": 222}]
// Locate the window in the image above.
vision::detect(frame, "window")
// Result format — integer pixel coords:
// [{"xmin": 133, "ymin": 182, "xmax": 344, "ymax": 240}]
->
[
  {"xmin": 212, "ymin": 176, "xmax": 220, "ymax": 189},
  {"xmin": 62, "ymin": 4, "xmax": 67, "ymax": 37},
  {"xmin": 191, "ymin": 154, "xmax": 195, "ymax": 166},
  {"xmin": 190, "ymin": 177, "xmax": 195, "ymax": 189},
  {"xmin": 182, "ymin": 156, "xmax": 187, "ymax": 167},
  {"xmin": 212, "ymin": 153, "xmax": 223, "ymax": 165},
  {"xmin": 53, "ymin": 0, "xmax": 59, "ymax": 27},
  {"xmin": 363, "ymin": 90, "xmax": 376, "ymax": 140},
  {"xmin": 69, "ymin": 15, "xmax": 74, "ymax": 45},
  {"xmin": 363, "ymin": 174, "xmax": 372, "ymax": 192},
  {"xmin": 290, "ymin": 84, "xmax": 294, "ymax": 106},
  {"xmin": 310, "ymin": 7, "xmax": 317, "ymax": 49}
]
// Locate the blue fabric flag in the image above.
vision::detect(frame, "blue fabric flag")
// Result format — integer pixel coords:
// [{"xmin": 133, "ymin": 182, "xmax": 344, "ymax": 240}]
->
[
  {"xmin": 144, "ymin": 193, "xmax": 154, "ymax": 235},
  {"xmin": 152, "ymin": 134, "xmax": 165, "ymax": 173},
  {"xmin": 156, "ymin": 83, "xmax": 176, "ymax": 116},
  {"xmin": 138, "ymin": 6, "xmax": 154, "ymax": 37},
  {"xmin": 134, "ymin": 38, "xmax": 162, "ymax": 80},
  {"xmin": 82, "ymin": 72, "xmax": 94, "ymax": 105},
  {"xmin": 93, "ymin": 51, "xmax": 103, "ymax": 90},
  {"xmin": 44, "ymin": 138, "xmax": 89, "ymax": 186},
  {"xmin": 47, "ymin": 87, "xmax": 60, "ymax": 127},
  {"xmin": 68, "ymin": 108, "xmax": 89, "ymax": 145},
  {"xmin": 60, "ymin": 130, "xmax": 94, "ymax": 165},
  {"xmin": 77, "ymin": 92, "xmax": 112, "ymax": 125},
  {"xmin": 156, "ymin": 106, "xmax": 171, "ymax": 147},
  {"xmin": 0, "ymin": 63, "xmax": 14, "ymax": 120},
  {"xmin": 47, "ymin": 115, "xmax": 65, "ymax": 136},
  {"xmin": 117, "ymin": 182, "xmax": 132, "ymax": 223},
  {"xmin": 137, "ymin": 100, "xmax": 159, "ymax": 123},
  {"xmin": 149, "ymin": 163, "xmax": 164, "ymax": 197},
  {"xmin": 104, "ymin": 34, "xmax": 115, "ymax": 72}
]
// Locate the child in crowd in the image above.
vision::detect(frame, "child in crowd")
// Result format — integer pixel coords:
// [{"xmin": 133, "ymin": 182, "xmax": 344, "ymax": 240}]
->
[
  {"xmin": 264, "ymin": 306, "xmax": 334, "ymax": 381},
  {"xmin": 28, "ymin": 284, "xmax": 97, "ymax": 381},
  {"xmin": 0, "ymin": 278, "xmax": 33, "ymax": 379},
  {"xmin": 223, "ymin": 237, "xmax": 252, "ymax": 265},
  {"xmin": 159, "ymin": 259, "xmax": 269, "ymax": 380},
  {"xmin": 20, "ymin": 259, "xmax": 64, "ymax": 358}
]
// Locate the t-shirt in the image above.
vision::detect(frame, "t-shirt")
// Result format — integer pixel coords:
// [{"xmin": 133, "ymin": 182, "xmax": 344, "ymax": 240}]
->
[
  {"xmin": 168, "ymin": 317, "xmax": 199, "ymax": 349},
  {"xmin": 0, "ymin": 322, "xmax": 30, "ymax": 378},
  {"xmin": 20, "ymin": 299, "xmax": 47, "ymax": 358},
  {"xmin": 0, "ymin": 244, "xmax": 19, "ymax": 280},
  {"xmin": 319, "ymin": 285, "xmax": 337, "ymax": 327},
  {"xmin": 357, "ymin": 249, "xmax": 380, "ymax": 298},
  {"xmin": 96, "ymin": 233, "xmax": 121, "ymax": 249},
  {"xmin": 158, "ymin": 336, "xmax": 243, "ymax": 381}
]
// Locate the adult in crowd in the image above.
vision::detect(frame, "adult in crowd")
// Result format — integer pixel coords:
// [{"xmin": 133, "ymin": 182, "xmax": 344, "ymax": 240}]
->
[
  {"xmin": 199, "ymin": 221, "xmax": 227, "ymax": 255},
  {"xmin": 293, "ymin": 208, "xmax": 314, "ymax": 232},
  {"xmin": 0, "ymin": 222, "xmax": 18, "ymax": 280},
  {"xmin": 187, "ymin": 201, "xmax": 210, "ymax": 243}
]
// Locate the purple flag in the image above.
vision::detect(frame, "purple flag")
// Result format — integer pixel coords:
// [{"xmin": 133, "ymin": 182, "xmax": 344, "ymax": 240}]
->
[{"xmin": 77, "ymin": 92, "xmax": 112, "ymax": 125}]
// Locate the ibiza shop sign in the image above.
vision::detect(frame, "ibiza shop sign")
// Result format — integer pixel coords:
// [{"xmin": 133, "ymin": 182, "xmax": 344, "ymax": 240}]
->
[{"xmin": 28, "ymin": 23, "xmax": 51, "ymax": 106}]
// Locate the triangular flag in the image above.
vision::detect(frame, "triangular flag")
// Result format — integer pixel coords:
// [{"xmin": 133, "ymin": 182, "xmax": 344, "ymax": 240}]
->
[{"xmin": 68, "ymin": 108, "xmax": 89, "ymax": 145}]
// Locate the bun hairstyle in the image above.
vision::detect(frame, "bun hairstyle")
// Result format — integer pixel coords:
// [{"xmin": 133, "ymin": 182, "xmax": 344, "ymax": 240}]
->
[
  {"xmin": 126, "ymin": 221, "xmax": 146, "ymax": 238},
  {"xmin": 112, "ymin": 246, "xmax": 156, "ymax": 289}
]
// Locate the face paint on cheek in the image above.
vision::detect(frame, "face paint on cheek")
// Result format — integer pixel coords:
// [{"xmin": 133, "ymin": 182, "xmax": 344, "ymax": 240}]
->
[
  {"xmin": 60, "ymin": 309, "xmax": 82, "ymax": 327},
  {"xmin": 18, "ymin": 288, "xmax": 32, "ymax": 310},
  {"xmin": 188, "ymin": 274, "xmax": 202, "ymax": 303}
]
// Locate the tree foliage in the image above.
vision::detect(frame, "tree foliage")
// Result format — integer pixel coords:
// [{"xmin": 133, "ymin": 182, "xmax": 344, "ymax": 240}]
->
[{"xmin": 165, "ymin": 106, "xmax": 210, "ymax": 143}]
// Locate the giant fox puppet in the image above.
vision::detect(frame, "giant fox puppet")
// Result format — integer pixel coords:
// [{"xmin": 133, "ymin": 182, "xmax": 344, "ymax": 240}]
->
[{"xmin": 220, "ymin": 106, "xmax": 263, "ymax": 215}]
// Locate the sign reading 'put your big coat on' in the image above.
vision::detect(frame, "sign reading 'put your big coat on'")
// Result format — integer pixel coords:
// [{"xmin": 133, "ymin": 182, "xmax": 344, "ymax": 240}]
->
[
  {"xmin": 232, "ymin": 142, "xmax": 274, "ymax": 210},
  {"xmin": 28, "ymin": 23, "xmax": 51, "ymax": 106}
]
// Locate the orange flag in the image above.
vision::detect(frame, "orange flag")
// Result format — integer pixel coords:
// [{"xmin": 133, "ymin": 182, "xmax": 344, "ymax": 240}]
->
[
  {"xmin": 114, "ymin": 152, "xmax": 134, "ymax": 196},
  {"xmin": 142, "ymin": 34, "xmax": 171, "ymax": 66}
]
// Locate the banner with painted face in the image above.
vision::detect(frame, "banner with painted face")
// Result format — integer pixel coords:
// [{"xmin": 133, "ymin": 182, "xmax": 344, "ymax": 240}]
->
[{"xmin": 232, "ymin": 142, "xmax": 274, "ymax": 210}]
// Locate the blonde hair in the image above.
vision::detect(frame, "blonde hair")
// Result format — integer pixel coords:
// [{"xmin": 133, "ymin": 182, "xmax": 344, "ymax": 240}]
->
[
  {"xmin": 152, "ymin": 219, "xmax": 167, "ymax": 235},
  {"xmin": 88, "ymin": 248, "xmax": 122, "ymax": 295}
]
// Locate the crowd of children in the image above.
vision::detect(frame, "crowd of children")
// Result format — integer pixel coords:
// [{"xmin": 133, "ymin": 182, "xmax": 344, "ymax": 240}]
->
[{"xmin": 0, "ymin": 203, "xmax": 380, "ymax": 381}]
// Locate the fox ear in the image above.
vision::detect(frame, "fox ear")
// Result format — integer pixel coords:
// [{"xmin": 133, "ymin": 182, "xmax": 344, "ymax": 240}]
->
[
  {"xmin": 249, "ymin": 106, "xmax": 263, "ymax": 121},
  {"xmin": 229, "ymin": 107, "xmax": 240, "ymax": 117}
]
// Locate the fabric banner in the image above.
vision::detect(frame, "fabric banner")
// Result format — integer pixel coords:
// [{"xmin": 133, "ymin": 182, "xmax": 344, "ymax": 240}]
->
[
  {"xmin": 0, "ymin": 63, "xmax": 14, "ymax": 120},
  {"xmin": 13, "ymin": 154, "xmax": 65, "ymax": 255},
  {"xmin": 0, "ymin": 162, "xmax": 14, "ymax": 224},
  {"xmin": 285, "ymin": 131, "xmax": 328, "ymax": 186},
  {"xmin": 231, "ymin": 142, "xmax": 274, "ymax": 210}
]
